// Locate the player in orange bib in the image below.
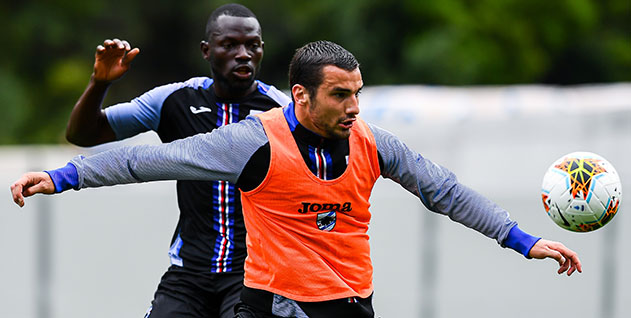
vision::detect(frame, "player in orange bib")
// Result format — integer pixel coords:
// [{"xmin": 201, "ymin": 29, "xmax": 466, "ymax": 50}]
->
[
  {"xmin": 241, "ymin": 106, "xmax": 379, "ymax": 302},
  {"xmin": 12, "ymin": 41, "xmax": 582, "ymax": 318}
]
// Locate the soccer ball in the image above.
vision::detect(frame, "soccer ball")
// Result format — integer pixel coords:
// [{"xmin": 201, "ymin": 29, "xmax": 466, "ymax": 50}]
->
[{"xmin": 541, "ymin": 152, "xmax": 622, "ymax": 232}]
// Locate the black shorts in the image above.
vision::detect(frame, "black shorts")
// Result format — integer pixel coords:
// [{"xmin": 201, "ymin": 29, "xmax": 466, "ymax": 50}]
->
[
  {"xmin": 144, "ymin": 265, "xmax": 243, "ymax": 318},
  {"xmin": 236, "ymin": 287, "xmax": 374, "ymax": 318}
]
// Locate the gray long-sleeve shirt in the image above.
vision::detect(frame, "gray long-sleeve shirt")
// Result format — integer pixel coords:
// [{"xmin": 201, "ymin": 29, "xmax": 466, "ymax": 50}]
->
[{"xmin": 66, "ymin": 113, "xmax": 520, "ymax": 247}]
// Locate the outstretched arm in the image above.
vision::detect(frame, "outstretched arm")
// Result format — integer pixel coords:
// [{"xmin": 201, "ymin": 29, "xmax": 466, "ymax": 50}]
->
[
  {"xmin": 370, "ymin": 123, "xmax": 583, "ymax": 276},
  {"xmin": 529, "ymin": 239, "xmax": 582, "ymax": 276},
  {"xmin": 11, "ymin": 116, "xmax": 270, "ymax": 207},
  {"xmin": 10, "ymin": 172, "xmax": 55, "ymax": 207},
  {"xmin": 66, "ymin": 39, "xmax": 140, "ymax": 146}
]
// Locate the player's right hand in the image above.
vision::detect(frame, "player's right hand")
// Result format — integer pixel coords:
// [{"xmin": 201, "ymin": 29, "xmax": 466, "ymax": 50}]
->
[
  {"xmin": 93, "ymin": 38, "xmax": 140, "ymax": 83},
  {"xmin": 10, "ymin": 172, "xmax": 56, "ymax": 207}
]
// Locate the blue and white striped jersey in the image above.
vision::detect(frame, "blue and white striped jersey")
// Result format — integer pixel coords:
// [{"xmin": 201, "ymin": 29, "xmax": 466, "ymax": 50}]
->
[{"xmin": 103, "ymin": 77, "xmax": 290, "ymax": 273}]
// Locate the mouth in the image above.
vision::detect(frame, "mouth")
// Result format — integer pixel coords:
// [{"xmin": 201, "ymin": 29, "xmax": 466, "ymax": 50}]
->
[
  {"xmin": 339, "ymin": 118, "xmax": 356, "ymax": 130},
  {"xmin": 232, "ymin": 65, "xmax": 253, "ymax": 80}
]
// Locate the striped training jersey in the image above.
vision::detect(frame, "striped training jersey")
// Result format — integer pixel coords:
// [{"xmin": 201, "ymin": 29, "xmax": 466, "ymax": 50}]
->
[{"xmin": 104, "ymin": 77, "xmax": 290, "ymax": 273}]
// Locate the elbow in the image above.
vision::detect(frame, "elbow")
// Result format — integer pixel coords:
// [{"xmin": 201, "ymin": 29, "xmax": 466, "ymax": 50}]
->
[
  {"xmin": 65, "ymin": 127, "xmax": 97, "ymax": 147},
  {"xmin": 65, "ymin": 126, "xmax": 79, "ymax": 145},
  {"xmin": 65, "ymin": 134, "xmax": 88, "ymax": 147}
]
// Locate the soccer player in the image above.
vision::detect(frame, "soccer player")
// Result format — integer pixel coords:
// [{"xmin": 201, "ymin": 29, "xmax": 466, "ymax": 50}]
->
[
  {"xmin": 63, "ymin": 4, "xmax": 289, "ymax": 318},
  {"xmin": 12, "ymin": 40, "xmax": 581, "ymax": 318}
]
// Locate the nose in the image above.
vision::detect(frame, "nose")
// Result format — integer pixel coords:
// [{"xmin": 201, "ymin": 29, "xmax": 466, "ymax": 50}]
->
[
  {"xmin": 346, "ymin": 95, "xmax": 360, "ymax": 116},
  {"xmin": 235, "ymin": 44, "xmax": 251, "ymax": 60}
]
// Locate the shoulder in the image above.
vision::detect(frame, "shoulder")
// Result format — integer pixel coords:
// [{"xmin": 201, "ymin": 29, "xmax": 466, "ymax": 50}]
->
[
  {"xmin": 255, "ymin": 81, "xmax": 291, "ymax": 107},
  {"xmin": 133, "ymin": 77, "xmax": 213, "ymax": 105},
  {"xmin": 204, "ymin": 115, "xmax": 269, "ymax": 164},
  {"xmin": 228, "ymin": 115, "xmax": 266, "ymax": 138},
  {"xmin": 158, "ymin": 77, "xmax": 213, "ymax": 96},
  {"xmin": 365, "ymin": 122, "xmax": 397, "ymax": 144},
  {"xmin": 182, "ymin": 77, "xmax": 214, "ymax": 90},
  {"xmin": 152, "ymin": 76, "xmax": 213, "ymax": 95},
  {"xmin": 363, "ymin": 122, "xmax": 408, "ymax": 163},
  {"xmin": 204, "ymin": 115, "xmax": 268, "ymax": 146}
]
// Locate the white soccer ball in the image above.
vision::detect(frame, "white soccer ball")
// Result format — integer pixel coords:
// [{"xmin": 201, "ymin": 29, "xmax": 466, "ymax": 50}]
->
[{"xmin": 541, "ymin": 152, "xmax": 622, "ymax": 232}]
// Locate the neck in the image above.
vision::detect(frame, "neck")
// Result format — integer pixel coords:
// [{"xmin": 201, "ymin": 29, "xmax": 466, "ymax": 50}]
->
[{"xmin": 213, "ymin": 80, "xmax": 258, "ymax": 100}]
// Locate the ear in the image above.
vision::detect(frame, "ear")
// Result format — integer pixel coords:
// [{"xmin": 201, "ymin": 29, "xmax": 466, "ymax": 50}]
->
[
  {"xmin": 291, "ymin": 84, "xmax": 309, "ymax": 107},
  {"xmin": 200, "ymin": 41, "xmax": 210, "ymax": 61}
]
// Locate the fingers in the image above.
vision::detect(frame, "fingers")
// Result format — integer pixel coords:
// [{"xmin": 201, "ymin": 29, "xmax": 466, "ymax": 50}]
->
[
  {"xmin": 556, "ymin": 253, "xmax": 569, "ymax": 274},
  {"xmin": 9, "ymin": 172, "xmax": 55, "ymax": 208},
  {"xmin": 550, "ymin": 243, "xmax": 582, "ymax": 276},
  {"xmin": 529, "ymin": 239, "xmax": 582, "ymax": 276},
  {"xmin": 122, "ymin": 39, "xmax": 131, "ymax": 51},
  {"xmin": 103, "ymin": 38, "xmax": 125, "ymax": 50},
  {"xmin": 545, "ymin": 247, "xmax": 569, "ymax": 274},
  {"xmin": 122, "ymin": 47, "xmax": 140, "ymax": 65},
  {"xmin": 550, "ymin": 241, "xmax": 582, "ymax": 276},
  {"xmin": 10, "ymin": 180, "xmax": 25, "ymax": 207},
  {"xmin": 23, "ymin": 181, "xmax": 52, "ymax": 197},
  {"xmin": 96, "ymin": 38, "xmax": 138, "ymax": 57},
  {"xmin": 10, "ymin": 174, "xmax": 36, "ymax": 207},
  {"xmin": 562, "ymin": 246, "xmax": 582, "ymax": 276},
  {"xmin": 93, "ymin": 38, "xmax": 139, "ymax": 82},
  {"xmin": 558, "ymin": 256, "xmax": 580, "ymax": 276},
  {"xmin": 96, "ymin": 39, "xmax": 120, "ymax": 56}
]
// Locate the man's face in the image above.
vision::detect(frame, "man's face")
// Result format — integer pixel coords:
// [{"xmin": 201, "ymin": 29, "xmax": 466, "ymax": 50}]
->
[
  {"xmin": 203, "ymin": 15, "xmax": 263, "ymax": 96},
  {"xmin": 297, "ymin": 65, "xmax": 363, "ymax": 139}
]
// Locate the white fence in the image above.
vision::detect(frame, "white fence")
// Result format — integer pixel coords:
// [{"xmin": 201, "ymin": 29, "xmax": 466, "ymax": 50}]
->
[{"xmin": 1, "ymin": 83, "xmax": 630, "ymax": 318}]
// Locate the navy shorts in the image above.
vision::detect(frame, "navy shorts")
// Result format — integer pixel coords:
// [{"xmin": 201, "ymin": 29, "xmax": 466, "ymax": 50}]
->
[{"xmin": 144, "ymin": 266, "xmax": 243, "ymax": 318}]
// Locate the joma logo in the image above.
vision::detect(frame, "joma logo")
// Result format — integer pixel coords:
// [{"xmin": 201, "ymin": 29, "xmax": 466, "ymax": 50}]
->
[{"xmin": 298, "ymin": 202, "xmax": 352, "ymax": 214}]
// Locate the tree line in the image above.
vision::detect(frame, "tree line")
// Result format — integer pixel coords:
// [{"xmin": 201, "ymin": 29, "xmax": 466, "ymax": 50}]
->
[{"xmin": 1, "ymin": 0, "xmax": 629, "ymax": 144}]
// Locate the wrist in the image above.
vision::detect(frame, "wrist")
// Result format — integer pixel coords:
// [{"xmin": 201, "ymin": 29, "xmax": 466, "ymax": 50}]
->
[
  {"xmin": 504, "ymin": 225, "xmax": 541, "ymax": 259},
  {"xmin": 90, "ymin": 74, "xmax": 113, "ymax": 87},
  {"xmin": 44, "ymin": 162, "xmax": 80, "ymax": 193}
]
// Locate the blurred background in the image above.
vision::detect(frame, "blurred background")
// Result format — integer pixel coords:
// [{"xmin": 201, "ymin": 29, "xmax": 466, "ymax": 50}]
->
[
  {"xmin": 1, "ymin": 0, "xmax": 629, "ymax": 144},
  {"xmin": 1, "ymin": 0, "xmax": 630, "ymax": 317}
]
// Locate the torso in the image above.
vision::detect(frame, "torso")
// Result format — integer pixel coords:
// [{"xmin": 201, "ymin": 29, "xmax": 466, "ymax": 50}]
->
[{"xmin": 156, "ymin": 80, "xmax": 287, "ymax": 273}]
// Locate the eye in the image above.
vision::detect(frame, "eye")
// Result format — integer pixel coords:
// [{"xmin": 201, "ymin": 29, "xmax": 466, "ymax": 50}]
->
[{"xmin": 221, "ymin": 42, "xmax": 234, "ymax": 50}]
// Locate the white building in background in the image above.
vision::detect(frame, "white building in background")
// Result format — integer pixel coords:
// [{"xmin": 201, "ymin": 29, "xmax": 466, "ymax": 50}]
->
[{"xmin": 1, "ymin": 84, "xmax": 629, "ymax": 318}]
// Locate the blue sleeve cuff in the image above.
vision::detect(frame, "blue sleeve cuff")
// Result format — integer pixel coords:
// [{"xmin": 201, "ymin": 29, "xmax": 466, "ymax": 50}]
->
[
  {"xmin": 504, "ymin": 225, "xmax": 541, "ymax": 259},
  {"xmin": 44, "ymin": 162, "xmax": 79, "ymax": 193}
]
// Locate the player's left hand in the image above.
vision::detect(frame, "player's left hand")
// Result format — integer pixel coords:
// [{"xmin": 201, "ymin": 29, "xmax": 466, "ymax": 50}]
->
[
  {"xmin": 10, "ymin": 172, "xmax": 55, "ymax": 207},
  {"xmin": 528, "ymin": 239, "xmax": 582, "ymax": 276}
]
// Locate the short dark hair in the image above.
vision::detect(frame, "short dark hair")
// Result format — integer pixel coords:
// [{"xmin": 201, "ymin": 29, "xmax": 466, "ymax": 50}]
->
[
  {"xmin": 205, "ymin": 3, "xmax": 258, "ymax": 40},
  {"xmin": 289, "ymin": 40, "xmax": 359, "ymax": 99}
]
